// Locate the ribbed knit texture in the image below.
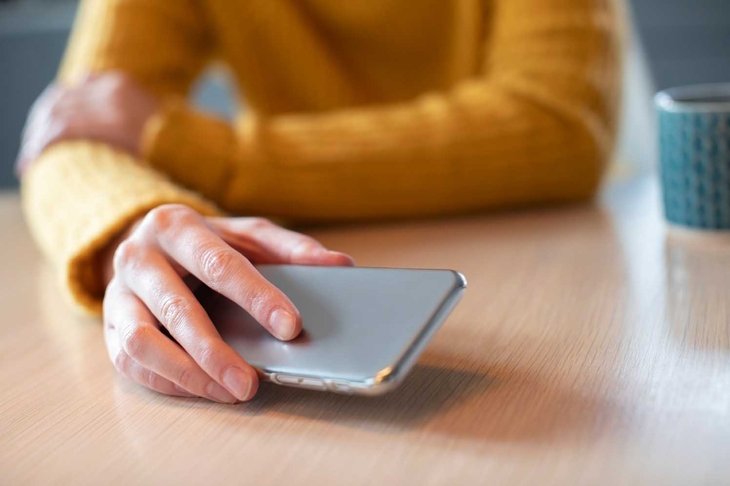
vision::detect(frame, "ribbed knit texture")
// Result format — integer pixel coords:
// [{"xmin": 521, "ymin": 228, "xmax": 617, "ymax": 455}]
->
[{"xmin": 22, "ymin": 0, "xmax": 622, "ymax": 313}]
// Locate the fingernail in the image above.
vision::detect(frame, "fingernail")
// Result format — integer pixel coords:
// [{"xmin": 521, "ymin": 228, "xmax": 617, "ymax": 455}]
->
[
  {"xmin": 330, "ymin": 251, "xmax": 355, "ymax": 265},
  {"xmin": 222, "ymin": 366, "xmax": 254, "ymax": 401},
  {"xmin": 270, "ymin": 308, "xmax": 298, "ymax": 340},
  {"xmin": 206, "ymin": 381, "xmax": 238, "ymax": 403}
]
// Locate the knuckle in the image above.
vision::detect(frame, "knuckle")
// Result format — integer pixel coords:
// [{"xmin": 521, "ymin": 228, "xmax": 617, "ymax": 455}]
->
[
  {"xmin": 120, "ymin": 325, "xmax": 152, "ymax": 361},
  {"xmin": 113, "ymin": 239, "xmax": 142, "ymax": 273},
  {"xmin": 113, "ymin": 351, "xmax": 132, "ymax": 376},
  {"xmin": 144, "ymin": 370, "xmax": 164, "ymax": 391},
  {"xmin": 47, "ymin": 103, "xmax": 73, "ymax": 127},
  {"xmin": 244, "ymin": 286, "xmax": 278, "ymax": 322},
  {"xmin": 106, "ymin": 276, "xmax": 124, "ymax": 296},
  {"xmin": 47, "ymin": 119, "xmax": 75, "ymax": 142},
  {"xmin": 175, "ymin": 366, "xmax": 196, "ymax": 392},
  {"xmin": 193, "ymin": 339, "xmax": 222, "ymax": 372},
  {"xmin": 197, "ymin": 246, "xmax": 236, "ymax": 286},
  {"xmin": 145, "ymin": 204, "xmax": 196, "ymax": 234},
  {"xmin": 43, "ymin": 94, "xmax": 63, "ymax": 115},
  {"xmin": 245, "ymin": 217, "xmax": 273, "ymax": 231},
  {"xmin": 158, "ymin": 294, "xmax": 192, "ymax": 331},
  {"xmin": 108, "ymin": 72, "xmax": 126, "ymax": 87},
  {"xmin": 290, "ymin": 237, "xmax": 321, "ymax": 255},
  {"xmin": 97, "ymin": 73, "xmax": 121, "ymax": 94}
]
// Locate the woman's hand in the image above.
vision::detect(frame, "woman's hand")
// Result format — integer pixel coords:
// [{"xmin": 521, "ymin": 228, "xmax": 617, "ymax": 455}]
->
[
  {"xmin": 103, "ymin": 204, "xmax": 354, "ymax": 403},
  {"xmin": 16, "ymin": 71, "xmax": 158, "ymax": 175}
]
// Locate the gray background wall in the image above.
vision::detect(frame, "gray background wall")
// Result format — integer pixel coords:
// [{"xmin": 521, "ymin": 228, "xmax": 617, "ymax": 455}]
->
[
  {"xmin": 1, "ymin": 0, "xmax": 729, "ymax": 189},
  {"xmin": 0, "ymin": 1, "xmax": 74, "ymax": 189},
  {"xmin": 0, "ymin": 0, "xmax": 235, "ymax": 190},
  {"xmin": 631, "ymin": 0, "xmax": 730, "ymax": 91}
]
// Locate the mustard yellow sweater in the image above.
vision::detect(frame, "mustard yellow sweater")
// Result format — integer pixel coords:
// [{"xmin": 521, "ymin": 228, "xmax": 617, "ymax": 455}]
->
[{"xmin": 22, "ymin": 0, "xmax": 622, "ymax": 313}]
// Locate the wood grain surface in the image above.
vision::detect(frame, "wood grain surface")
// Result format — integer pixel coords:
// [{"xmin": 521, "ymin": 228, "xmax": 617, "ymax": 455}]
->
[{"xmin": 1, "ymin": 175, "xmax": 729, "ymax": 485}]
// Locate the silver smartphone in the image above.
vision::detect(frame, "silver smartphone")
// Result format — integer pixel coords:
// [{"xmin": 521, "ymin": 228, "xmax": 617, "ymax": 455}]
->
[{"xmin": 206, "ymin": 265, "xmax": 466, "ymax": 396}]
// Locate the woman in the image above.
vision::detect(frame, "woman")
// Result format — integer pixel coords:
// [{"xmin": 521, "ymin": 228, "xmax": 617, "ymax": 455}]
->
[{"xmin": 18, "ymin": 0, "xmax": 622, "ymax": 403}]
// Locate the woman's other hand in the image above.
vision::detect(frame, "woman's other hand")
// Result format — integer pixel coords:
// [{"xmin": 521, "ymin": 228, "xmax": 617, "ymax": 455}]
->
[
  {"xmin": 102, "ymin": 204, "xmax": 354, "ymax": 403},
  {"xmin": 16, "ymin": 71, "xmax": 158, "ymax": 175}
]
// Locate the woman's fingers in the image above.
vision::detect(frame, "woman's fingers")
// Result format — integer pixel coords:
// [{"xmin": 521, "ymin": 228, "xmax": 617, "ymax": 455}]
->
[
  {"xmin": 103, "ymin": 301, "xmax": 195, "ymax": 398},
  {"xmin": 113, "ymin": 238, "xmax": 259, "ymax": 402},
  {"xmin": 115, "ymin": 350, "xmax": 196, "ymax": 398},
  {"xmin": 144, "ymin": 206, "xmax": 303, "ymax": 341},
  {"xmin": 209, "ymin": 217, "xmax": 355, "ymax": 266},
  {"xmin": 102, "ymin": 204, "xmax": 355, "ymax": 403},
  {"xmin": 103, "ymin": 279, "xmax": 241, "ymax": 403}
]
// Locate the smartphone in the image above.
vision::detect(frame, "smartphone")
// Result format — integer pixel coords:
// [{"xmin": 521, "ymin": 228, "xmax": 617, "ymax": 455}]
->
[{"xmin": 206, "ymin": 265, "xmax": 466, "ymax": 396}]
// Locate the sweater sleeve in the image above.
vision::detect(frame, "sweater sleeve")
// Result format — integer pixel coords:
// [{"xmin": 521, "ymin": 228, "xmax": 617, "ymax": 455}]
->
[
  {"xmin": 143, "ymin": 0, "xmax": 622, "ymax": 221},
  {"xmin": 21, "ymin": 0, "xmax": 220, "ymax": 314}
]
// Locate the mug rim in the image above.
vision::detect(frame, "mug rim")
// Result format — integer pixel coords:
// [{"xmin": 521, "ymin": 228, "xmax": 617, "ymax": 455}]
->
[{"xmin": 655, "ymin": 83, "xmax": 730, "ymax": 113}]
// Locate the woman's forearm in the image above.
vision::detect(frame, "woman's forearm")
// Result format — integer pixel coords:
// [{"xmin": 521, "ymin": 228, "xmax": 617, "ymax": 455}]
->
[
  {"xmin": 140, "ymin": 0, "xmax": 621, "ymax": 221},
  {"xmin": 21, "ymin": 142, "xmax": 221, "ymax": 314}
]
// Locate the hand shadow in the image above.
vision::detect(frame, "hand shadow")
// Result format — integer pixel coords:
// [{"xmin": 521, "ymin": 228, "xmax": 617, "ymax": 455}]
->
[
  {"xmin": 196, "ymin": 287, "xmax": 614, "ymax": 444},
  {"xmin": 240, "ymin": 362, "xmax": 491, "ymax": 428},
  {"xmin": 227, "ymin": 350, "xmax": 617, "ymax": 444}
]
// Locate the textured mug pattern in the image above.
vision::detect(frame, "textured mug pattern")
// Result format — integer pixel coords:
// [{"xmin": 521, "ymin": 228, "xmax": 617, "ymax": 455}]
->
[{"xmin": 659, "ymin": 109, "xmax": 730, "ymax": 229}]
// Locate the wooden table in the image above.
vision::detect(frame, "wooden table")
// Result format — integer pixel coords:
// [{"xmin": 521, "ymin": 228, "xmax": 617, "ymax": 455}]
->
[{"xmin": 2, "ymin": 174, "xmax": 730, "ymax": 485}]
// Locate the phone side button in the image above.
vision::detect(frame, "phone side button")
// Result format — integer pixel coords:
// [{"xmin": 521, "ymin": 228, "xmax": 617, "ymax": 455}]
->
[
  {"xmin": 327, "ymin": 380, "xmax": 353, "ymax": 394},
  {"xmin": 275, "ymin": 374, "xmax": 327, "ymax": 390},
  {"xmin": 299, "ymin": 378, "xmax": 327, "ymax": 390}
]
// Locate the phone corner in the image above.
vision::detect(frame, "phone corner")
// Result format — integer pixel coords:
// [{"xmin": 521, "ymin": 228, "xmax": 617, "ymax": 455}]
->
[
  {"xmin": 451, "ymin": 269, "xmax": 468, "ymax": 289},
  {"xmin": 359, "ymin": 366, "xmax": 404, "ymax": 396}
]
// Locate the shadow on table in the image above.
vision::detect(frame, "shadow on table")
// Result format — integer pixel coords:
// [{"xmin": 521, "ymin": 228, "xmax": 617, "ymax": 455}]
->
[
  {"xmin": 243, "ymin": 362, "xmax": 490, "ymax": 423},
  {"xmin": 231, "ymin": 355, "xmax": 616, "ymax": 444}
]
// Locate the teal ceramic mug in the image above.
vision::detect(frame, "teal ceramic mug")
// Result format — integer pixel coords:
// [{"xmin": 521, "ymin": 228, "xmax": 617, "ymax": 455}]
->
[{"xmin": 656, "ymin": 83, "xmax": 730, "ymax": 230}]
